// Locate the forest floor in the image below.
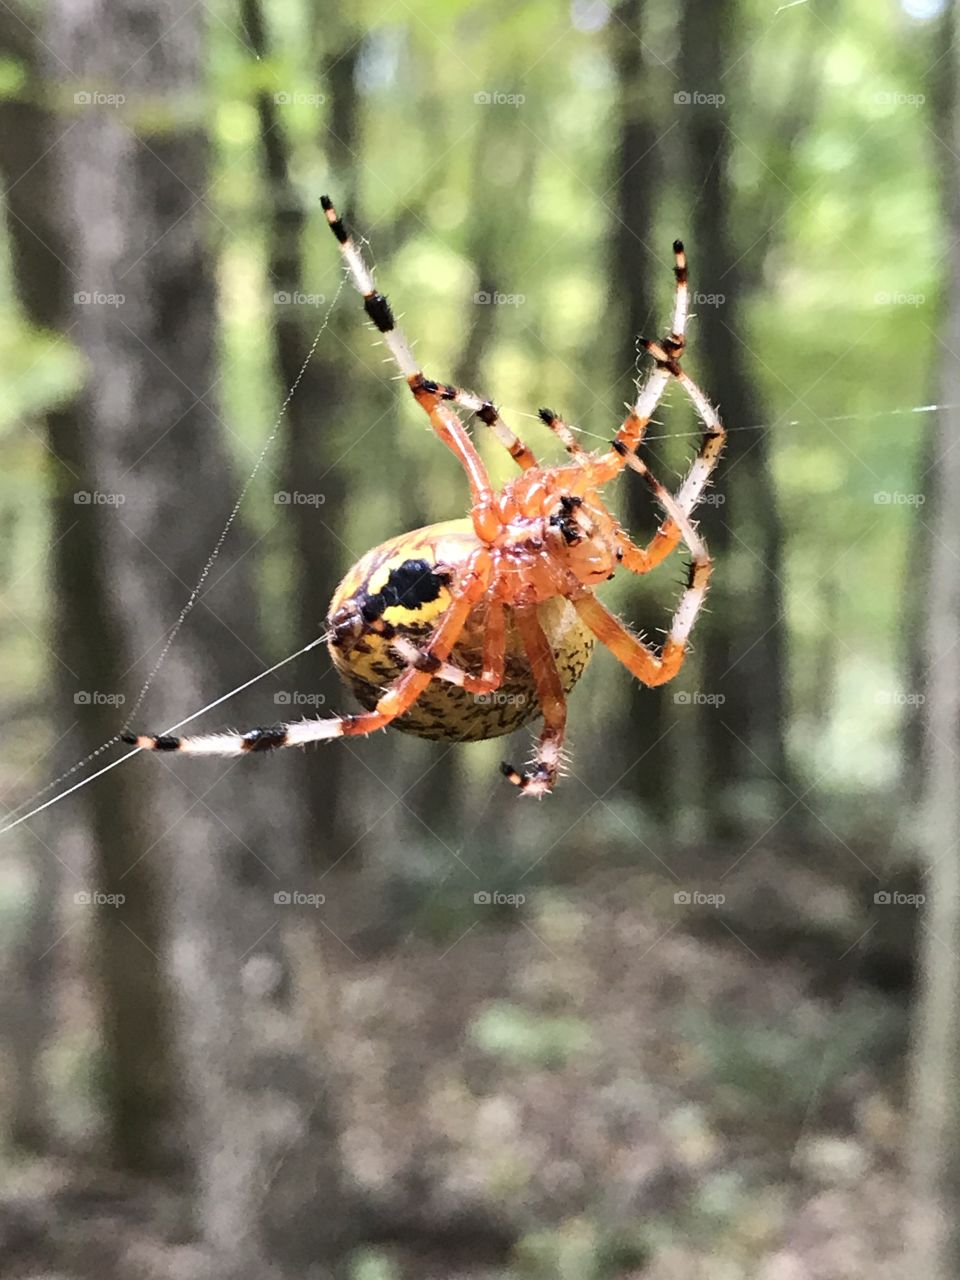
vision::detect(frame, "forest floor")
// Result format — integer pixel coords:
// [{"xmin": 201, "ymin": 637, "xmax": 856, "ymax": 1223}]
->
[{"xmin": 1, "ymin": 854, "xmax": 913, "ymax": 1280}]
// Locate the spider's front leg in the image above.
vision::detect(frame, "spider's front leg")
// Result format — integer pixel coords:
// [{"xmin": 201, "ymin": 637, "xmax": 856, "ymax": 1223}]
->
[
  {"xmin": 500, "ymin": 607, "xmax": 568, "ymax": 798},
  {"xmin": 573, "ymin": 544, "xmax": 713, "ymax": 692},
  {"xmin": 125, "ymin": 552, "xmax": 493, "ymax": 757},
  {"xmin": 320, "ymin": 196, "xmax": 539, "ymax": 473},
  {"xmin": 584, "ymin": 240, "xmax": 725, "ymax": 529}
]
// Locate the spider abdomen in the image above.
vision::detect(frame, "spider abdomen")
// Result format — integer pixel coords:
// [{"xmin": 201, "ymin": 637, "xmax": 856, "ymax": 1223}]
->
[{"xmin": 327, "ymin": 519, "xmax": 595, "ymax": 742}]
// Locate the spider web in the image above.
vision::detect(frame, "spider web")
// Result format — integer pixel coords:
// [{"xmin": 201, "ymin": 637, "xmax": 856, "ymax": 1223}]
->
[
  {"xmin": 0, "ymin": 276, "xmax": 346, "ymax": 838},
  {"xmin": 0, "ymin": 389, "xmax": 941, "ymax": 840}
]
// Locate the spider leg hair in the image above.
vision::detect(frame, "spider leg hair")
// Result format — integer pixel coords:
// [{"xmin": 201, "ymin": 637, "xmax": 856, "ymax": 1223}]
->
[
  {"xmin": 581, "ymin": 240, "xmax": 724, "ymax": 568},
  {"xmin": 125, "ymin": 551, "xmax": 493, "ymax": 757},
  {"xmin": 389, "ymin": 598, "xmax": 506, "ymax": 694},
  {"xmin": 574, "ymin": 544, "xmax": 711, "ymax": 690},
  {"xmin": 537, "ymin": 408, "xmax": 591, "ymax": 463},
  {"xmin": 320, "ymin": 197, "xmax": 532, "ymax": 526},
  {"xmin": 500, "ymin": 607, "xmax": 568, "ymax": 798}
]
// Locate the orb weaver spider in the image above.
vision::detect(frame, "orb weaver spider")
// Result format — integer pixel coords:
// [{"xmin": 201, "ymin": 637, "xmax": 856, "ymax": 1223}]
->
[{"xmin": 124, "ymin": 197, "xmax": 725, "ymax": 796}]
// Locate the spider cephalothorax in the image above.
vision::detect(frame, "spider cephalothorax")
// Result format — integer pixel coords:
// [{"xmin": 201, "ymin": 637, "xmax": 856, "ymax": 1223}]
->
[{"xmin": 125, "ymin": 199, "xmax": 725, "ymax": 795}]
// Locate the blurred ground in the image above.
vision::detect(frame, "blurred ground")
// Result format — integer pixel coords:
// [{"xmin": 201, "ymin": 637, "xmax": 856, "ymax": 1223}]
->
[{"xmin": 1, "ymin": 857, "xmax": 911, "ymax": 1280}]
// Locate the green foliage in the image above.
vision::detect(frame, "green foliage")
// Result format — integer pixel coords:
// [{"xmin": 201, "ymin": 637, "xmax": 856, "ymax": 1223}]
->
[
  {"xmin": 349, "ymin": 1250, "xmax": 400, "ymax": 1280},
  {"xmin": 0, "ymin": 6, "xmax": 941, "ymax": 813},
  {"xmin": 469, "ymin": 1001, "xmax": 593, "ymax": 1069}
]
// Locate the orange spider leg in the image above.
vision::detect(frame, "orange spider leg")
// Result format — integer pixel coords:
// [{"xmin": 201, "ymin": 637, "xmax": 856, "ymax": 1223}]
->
[
  {"xmin": 408, "ymin": 378, "xmax": 499, "ymax": 539},
  {"xmin": 437, "ymin": 385, "xmax": 538, "ymax": 471},
  {"xmin": 501, "ymin": 607, "xmax": 568, "ymax": 797},
  {"xmin": 537, "ymin": 408, "xmax": 591, "ymax": 462},
  {"xmin": 125, "ymin": 551, "xmax": 493, "ymax": 756},
  {"xmin": 574, "ymin": 547, "xmax": 712, "ymax": 691},
  {"xmin": 389, "ymin": 597, "xmax": 506, "ymax": 695},
  {"xmin": 320, "ymin": 196, "xmax": 537, "ymax": 496},
  {"xmin": 334, "ymin": 553, "xmax": 491, "ymax": 734}
]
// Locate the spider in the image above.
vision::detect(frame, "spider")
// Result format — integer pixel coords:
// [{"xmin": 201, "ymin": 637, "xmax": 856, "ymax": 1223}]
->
[{"xmin": 124, "ymin": 196, "xmax": 725, "ymax": 796}]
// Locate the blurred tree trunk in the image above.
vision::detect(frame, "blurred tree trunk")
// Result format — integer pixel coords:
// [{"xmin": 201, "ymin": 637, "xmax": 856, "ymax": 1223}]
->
[
  {"xmin": 676, "ymin": 0, "xmax": 793, "ymax": 837},
  {"xmin": 244, "ymin": 0, "xmax": 359, "ymax": 863},
  {"xmin": 609, "ymin": 0, "xmax": 672, "ymax": 823},
  {"xmin": 0, "ymin": 0, "xmax": 175, "ymax": 1165},
  {"xmin": 0, "ymin": 3, "xmax": 61, "ymax": 1156},
  {"xmin": 906, "ymin": 3, "xmax": 960, "ymax": 1271},
  {"xmin": 46, "ymin": 0, "xmax": 351, "ymax": 1270}
]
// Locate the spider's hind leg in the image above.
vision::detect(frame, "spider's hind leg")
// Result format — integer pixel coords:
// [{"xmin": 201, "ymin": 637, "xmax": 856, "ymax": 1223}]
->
[
  {"xmin": 126, "ymin": 552, "xmax": 493, "ymax": 758},
  {"xmin": 501, "ymin": 607, "xmax": 568, "ymax": 798}
]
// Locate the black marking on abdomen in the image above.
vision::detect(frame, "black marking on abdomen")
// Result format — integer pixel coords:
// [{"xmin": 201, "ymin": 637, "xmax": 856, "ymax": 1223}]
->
[{"xmin": 358, "ymin": 559, "xmax": 451, "ymax": 623}]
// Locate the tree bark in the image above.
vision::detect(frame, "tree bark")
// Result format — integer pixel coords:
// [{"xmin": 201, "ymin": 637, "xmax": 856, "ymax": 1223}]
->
[
  {"xmin": 677, "ymin": 0, "xmax": 793, "ymax": 838},
  {"xmin": 609, "ymin": 0, "xmax": 673, "ymax": 822},
  {"xmin": 906, "ymin": 3, "xmax": 960, "ymax": 1272},
  {"xmin": 0, "ymin": 0, "xmax": 175, "ymax": 1166},
  {"xmin": 45, "ymin": 0, "xmax": 350, "ymax": 1268}
]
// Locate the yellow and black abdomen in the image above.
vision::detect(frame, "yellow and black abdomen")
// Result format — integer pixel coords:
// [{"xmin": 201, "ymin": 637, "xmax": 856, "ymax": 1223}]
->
[{"xmin": 326, "ymin": 519, "xmax": 595, "ymax": 742}]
